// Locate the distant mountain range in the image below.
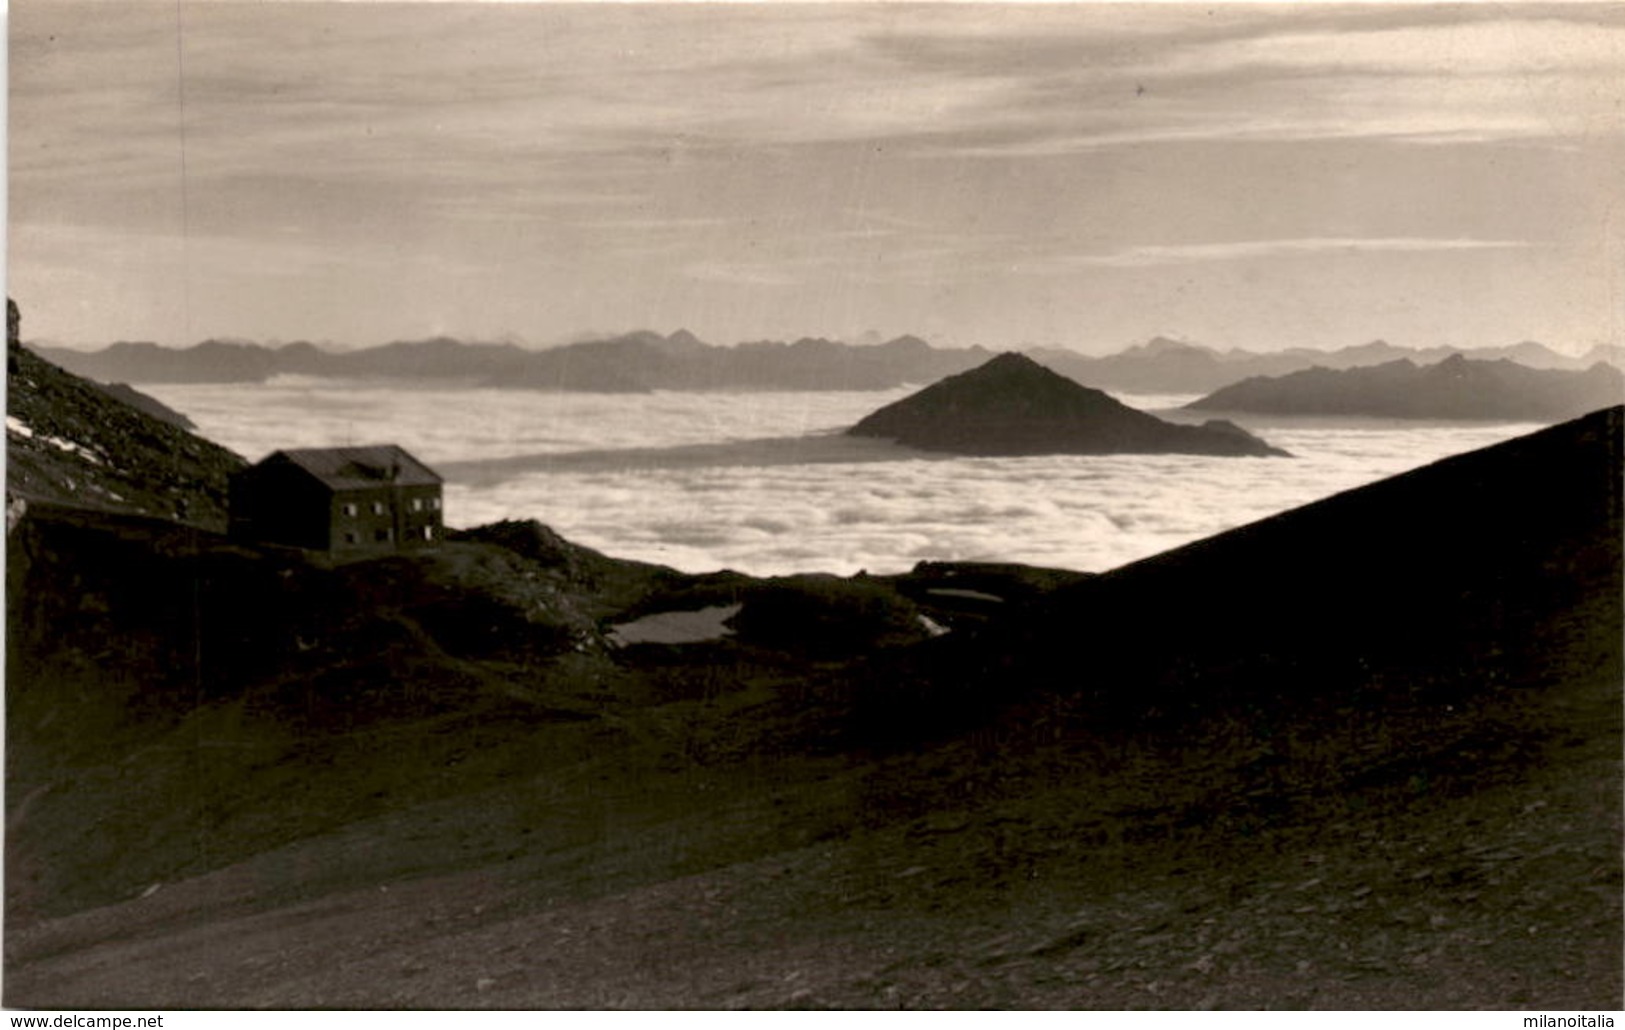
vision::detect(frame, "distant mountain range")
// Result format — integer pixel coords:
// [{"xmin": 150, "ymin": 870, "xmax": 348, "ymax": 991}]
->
[
  {"xmin": 29, "ymin": 330, "xmax": 1625, "ymax": 396},
  {"xmin": 1187, "ymin": 354, "xmax": 1625, "ymax": 422},
  {"xmin": 1031, "ymin": 336, "xmax": 1625, "ymax": 394},
  {"xmin": 849, "ymin": 353, "xmax": 1287, "ymax": 458},
  {"xmin": 30, "ymin": 332, "xmax": 994, "ymax": 393}
]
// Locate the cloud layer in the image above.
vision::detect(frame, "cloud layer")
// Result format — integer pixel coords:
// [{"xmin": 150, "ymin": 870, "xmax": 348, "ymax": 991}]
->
[{"xmin": 143, "ymin": 380, "xmax": 1542, "ymax": 577}]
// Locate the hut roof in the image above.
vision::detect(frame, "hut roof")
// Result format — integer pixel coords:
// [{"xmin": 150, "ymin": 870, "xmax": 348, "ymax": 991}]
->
[{"xmin": 257, "ymin": 444, "xmax": 442, "ymax": 490}]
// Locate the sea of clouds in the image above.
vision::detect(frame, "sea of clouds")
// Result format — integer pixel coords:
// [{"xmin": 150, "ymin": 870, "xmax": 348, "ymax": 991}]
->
[{"xmin": 145, "ymin": 378, "xmax": 1545, "ymax": 577}]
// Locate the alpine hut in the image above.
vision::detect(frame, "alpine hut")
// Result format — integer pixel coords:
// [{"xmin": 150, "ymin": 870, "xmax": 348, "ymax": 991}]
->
[{"xmin": 229, "ymin": 444, "xmax": 443, "ymax": 553}]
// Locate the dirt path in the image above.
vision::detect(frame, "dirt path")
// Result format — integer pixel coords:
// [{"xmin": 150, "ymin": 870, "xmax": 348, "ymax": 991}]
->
[{"xmin": 9, "ymin": 671, "xmax": 1617, "ymax": 1010}]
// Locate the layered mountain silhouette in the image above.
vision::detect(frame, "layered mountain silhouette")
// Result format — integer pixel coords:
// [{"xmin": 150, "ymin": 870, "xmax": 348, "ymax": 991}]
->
[
  {"xmin": 33, "ymin": 331, "xmax": 993, "ymax": 393},
  {"xmin": 1032, "ymin": 337, "xmax": 1624, "ymax": 394},
  {"xmin": 847, "ymin": 353, "xmax": 1287, "ymax": 457},
  {"xmin": 32, "ymin": 329, "xmax": 1622, "ymax": 395},
  {"xmin": 1187, "ymin": 354, "xmax": 1625, "ymax": 420}
]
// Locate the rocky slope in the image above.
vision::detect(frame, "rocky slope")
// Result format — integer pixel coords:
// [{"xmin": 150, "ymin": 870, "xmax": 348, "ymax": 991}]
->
[
  {"xmin": 848, "ymin": 353, "xmax": 1287, "ymax": 457},
  {"xmin": 1187, "ymin": 354, "xmax": 1625, "ymax": 421},
  {"xmin": 7, "ymin": 304, "xmax": 245, "ymax": 529},
  {"xmin": 92, "ymin": 382, "xmax": 197, "ymax": 430}
]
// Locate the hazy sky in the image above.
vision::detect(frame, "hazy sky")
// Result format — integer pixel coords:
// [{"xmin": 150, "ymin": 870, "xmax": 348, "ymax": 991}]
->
[{"xmin": 9, "ymin": 1, "xmax": 1624, "ymax": 352}]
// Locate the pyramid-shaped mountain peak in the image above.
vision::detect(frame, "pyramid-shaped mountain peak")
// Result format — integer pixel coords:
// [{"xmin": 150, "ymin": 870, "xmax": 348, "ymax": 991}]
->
[
  {"xmin": 848, "ymin": 353, "xmax": 1287, "ymax": 458},
  {"xmin": 980, "ymin": 350, "xmax": 1047, "ymax": 371}
]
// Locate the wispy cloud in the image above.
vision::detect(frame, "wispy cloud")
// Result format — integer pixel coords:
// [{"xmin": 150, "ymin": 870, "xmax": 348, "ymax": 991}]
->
[
  {"xmin": 1067, "ymin": 238, "xmax": 1536, "ymax": 269},
  {"xmin": 682, "ymin": 260, "xmax": 804, "ymax": 287},
  {"xmin": 889, "ymin": 10, "xmax": 1625, "ymax": 155},
  {"xmin": 1177, "ymin": 16, "xmax": 1625, "ymax": 80},
  {"xmin": 15, "ymin": 4, "xmax": 1618, "ymax": 214},
  {"xmin": 9, "ymin": 3, "xmax": 1620, "ymax": 349}
]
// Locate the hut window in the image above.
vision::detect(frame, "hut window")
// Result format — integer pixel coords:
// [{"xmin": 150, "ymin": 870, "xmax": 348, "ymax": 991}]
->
[
  {"xmin": 342, "ymin": 531, "xmax": 358, "ymax": 544},
  {"xmin": 342, "ymin": 503, "xmax": 358, "ymax": 517},
  {"xmin": 371, "ymin": 501, "xmax": 387, "ymax": 515},
  {"xmin": 411, "ymin": 498, "xmax": 423, "ymax": 512},
  {"xmin": 421, "ymin": 526, "xmax": 433, "ymax": 541},
  {"xmin": 375, "ymin": 528, "xmax": 393, "ymax": 543}
]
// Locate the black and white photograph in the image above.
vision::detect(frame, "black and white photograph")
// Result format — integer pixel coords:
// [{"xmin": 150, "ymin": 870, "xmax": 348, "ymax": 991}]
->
[{"xmin": 5, "ymin": 0, "xmax": 1623, "ymax": 1011}]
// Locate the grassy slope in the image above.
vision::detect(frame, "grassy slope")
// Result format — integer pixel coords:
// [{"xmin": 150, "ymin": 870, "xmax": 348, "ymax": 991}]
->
[
  {"xmin": 5, "ymin": 411, "xmax": 1620, "ymax": 1010},
  {"xmin": 7, "ymin": 633, "xmax": 1615, "ymax": 1009}
]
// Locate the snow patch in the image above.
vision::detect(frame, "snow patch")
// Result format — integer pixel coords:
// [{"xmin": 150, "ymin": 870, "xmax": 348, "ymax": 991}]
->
[
  {"xmin": 6, "ymin": 416, "xmax": 105, "ymax": 463},
  {"xmin": 42, "ymin": 433, "xmax": 103, "ymax": 464}
]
